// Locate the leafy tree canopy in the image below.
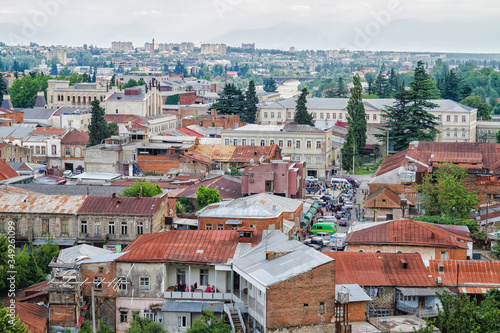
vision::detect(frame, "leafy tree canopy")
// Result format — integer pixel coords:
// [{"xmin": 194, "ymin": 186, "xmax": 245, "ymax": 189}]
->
[
  {"xmin": 196, "ymin": 185, "xmax": 221, "ymax": 210},
  {"xmin": 0, "ymin": 307, "xmax": 28, "ymax": 333},
  {"xmin": 418, "ymin": 163, "xmax": 478, "ymax": 219},
  {"xmin": 187, "ymin": 310, "xmax": 232, "ymax": 333},
  {"xmin": 9, "ymin": 73, "xmax": 50, "ymax": 108},
  {"xmin": 126, "ymin": 311, "xmax": 167, "ymax": 333},
  {"xmin": 120, "ymin": 180, "xmax": 162, "ymax": 197},
  {"xmin": 32, "ymin": 239, "xmax": 59, "ymax": 275},
  {"xmin": 263, "ymin": 77, "xmax": 278, "ymax": 93},
  {"xmin": 460, "ymin": 95, "xmax": 491, "ymax": 120}
]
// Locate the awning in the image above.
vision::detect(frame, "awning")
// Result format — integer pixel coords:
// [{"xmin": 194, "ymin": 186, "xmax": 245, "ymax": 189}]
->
[
  {"xmin": 283, "ymin": 219, "xmax": 295, "ymax": 234},
  {"xmin": 161, "ymin": 301, "xmax": 224, "ymax": 313},
  {"xmin": 301, "ymin": 211, "xmax": 314, "ymax": 226},
  {"xmin": 225, "ymin": 220, "xmax": 242, "ymax": 225},
  {"xmin": 397, "ymin": 287, "xmax": 456, "ymax": 297},
  {"xmin": 460, "ymin": 287, "xmax": 498, "ymax": 294}
]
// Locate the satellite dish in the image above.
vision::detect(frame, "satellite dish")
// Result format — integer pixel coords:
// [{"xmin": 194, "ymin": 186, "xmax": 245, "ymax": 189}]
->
[{"xmin": 250, "ymin": 159, "xmax": 254, "ymax": 164}]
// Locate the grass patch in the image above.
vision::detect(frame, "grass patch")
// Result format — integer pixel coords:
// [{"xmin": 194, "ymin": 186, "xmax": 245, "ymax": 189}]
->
[{"xmin": 354, "ymin": 169, "xmax": 374, "ymax": 175}]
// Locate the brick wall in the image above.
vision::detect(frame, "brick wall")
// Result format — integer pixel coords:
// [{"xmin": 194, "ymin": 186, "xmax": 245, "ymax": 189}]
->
[
  {"xmin": 199, "ymin": 215, "xmax": 283, "ymax": 231},
  {"xmin": 266, "ymin": 261, "xmax": 336, "ymax": 329},
  {"xmin": 464, "ymin": 175, "xmax": 500, "ymax": 206},
  {"xmin": 347, "ymin": 301, "xmax": 367, "ymax": 322},
  {"xmin": 137, "ymin": 155, "xmax": 180, "ymax": 175},
  {"xmin": 182, "ymin": 115, "xmax": 242, "ymax": 130}
]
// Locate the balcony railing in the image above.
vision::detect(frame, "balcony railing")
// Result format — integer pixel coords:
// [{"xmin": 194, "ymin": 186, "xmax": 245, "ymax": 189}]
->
[
  {"xmin": 396, "ymin": 301, "xmax": 438, "ymax": 317},
  {"xmin": 164, "ymin": 291, "xmax": 233, "ymax": 300}
]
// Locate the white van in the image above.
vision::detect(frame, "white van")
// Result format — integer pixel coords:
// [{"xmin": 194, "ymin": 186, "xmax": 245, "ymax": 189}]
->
[
  {"xmin": 329, "ymin": 233, "xmax": 347, "ymax": 250},
  {"xmin": 318, "ymin": 216, "xmax": 336, "ymax": 224},
  {"xmin": 331, "ymin": 177, "xmax": 350, "ymax": 186}
]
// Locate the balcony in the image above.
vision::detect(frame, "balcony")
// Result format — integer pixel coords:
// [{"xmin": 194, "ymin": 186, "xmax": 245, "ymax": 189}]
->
[
  {"xmin": 396, "ymin": 301, "xmax": 438, "ymax": 317},
  {"xmin": 164, "ymin": 291, "xmax": 233, "ymax": 301}
]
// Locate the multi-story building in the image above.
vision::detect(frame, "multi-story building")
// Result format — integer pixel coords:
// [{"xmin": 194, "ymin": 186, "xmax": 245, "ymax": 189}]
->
[
  {"xmin": 59, "ymin": 131, "xmax": 89, "ymax": 172},
  {"xmin": 0, "ymin": 141, "xmax": 32, "ymax": 163},
  {"xmin": 105, "ymin": 86, "xmax": 162, "ymax": 117},
  {"xmin": 46, "ymin": 49, "xmax": 68, "ymax": 65},
  {"xmin": 111, "ymin": 41, "xmax": 134, "ymax": 51},
  {"xmin": 50, "ymin": 107, "xmax": 92, "ymax": 131},
  {"xmin": 22, "ymin": 127, "xmax": 69, "ymax": 165},
  {"xmin": 46, "ymin": 80, "xmax": 111, "ymax": 109},
  {"xmin": 222, "ymin": 124, "xmax": 335, "ymax": 179},
  {"xmin": 201, "ymin": 43, "xmax": 227, "ymax": 55},
  {"xmin": 259, "ymin": 98, "xmax": 478, "ymax": 143}
]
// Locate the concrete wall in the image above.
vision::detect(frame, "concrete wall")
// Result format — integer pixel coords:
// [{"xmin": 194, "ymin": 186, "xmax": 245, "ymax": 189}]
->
[
  {"xmin": 0, "ymin": 144, "xmax": 32, "ymax": 163},
  {"xmin": 199, "ymin": 215, "xmax": 283, "ymax": 232},
  {"xmin": 346, "ymin": 244, "xmax": 467, "ymax": 260}
]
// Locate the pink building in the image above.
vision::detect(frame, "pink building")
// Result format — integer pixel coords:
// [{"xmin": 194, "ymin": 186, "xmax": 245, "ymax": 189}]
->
[{"xmin": 241, "ymin": 160, "xmax": 305, "ymax": 199}]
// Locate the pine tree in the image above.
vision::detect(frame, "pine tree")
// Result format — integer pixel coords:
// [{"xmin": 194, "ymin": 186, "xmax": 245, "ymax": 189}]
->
[
  {"xmin": 293, "ymin": 88, "xmax": 313, "ymax": 126},
  {"xmin": 263, "ymin": 77, "xmax": 277, "ymax": 93},
  {"xmin": 50, "ymin": 63, "xmax": 58, "ymax": 76},
  {"xmin": 243, "ymin": 80, "xmax": 258, "ymax": 123},
  {"xmin": 411, "ymin": 60, "xmax": 441, "ymax": 99},
  {"xmin": 211, "ymin": 84, "xmax": 245, "ymax": 115},
  {"xmin": 374, "ymin": 71, "xmax": 390, "ymax": 98},
  {"xmin": 88, "ymin": 100, "xmax": 116, "ymax": 146},
  {"xmin": 388, "ymin": 68, "xmax": 398, "ymax": 95},
  {"xmin": 0, "ymin": 73, "xmax": 6, "ymax": 104},
  {"xmin": 335, "ymin": 77, "xmax": 347, "ymax": 98},
  {"xmin": 92, "ymin": 67, "xmax": 97, "ymax": 83}
]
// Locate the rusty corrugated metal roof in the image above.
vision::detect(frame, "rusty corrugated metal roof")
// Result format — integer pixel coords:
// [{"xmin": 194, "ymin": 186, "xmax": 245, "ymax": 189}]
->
[
  {"xmin": 77, "ymin": 195, "xmax": 164, "ymax": 216},
  {"xmin": 61, "ymin": 131, "xmax": 89, "ymax": 145},
  {"xmin": 0, "ymin": 158, "xmax": 18, "ymax": 181},
  {"xmin": 0, "ymin": 193, "xmax": 86, "ymax": 214},
  {"xmin": 117, "ymin": 230, "xmax": 243, "ymax": 264},
  {"xmin": 427, "ymin": 260, "xmax": 500, "ymax": 291},
  {"xmin": 325, "ymin": 252, "xmax": 436, "ymax": 287},
  {"xmin": 364, "ymin": 188, "xmax": 402, "ymax": 208},
  {"xmin": 29, "ymin": 127, "xmax": 68, "ymax": 136},
  {"xmin": 16, "ymin": 303, "xmax": 48, "ymax": 333},
  {"xmin": 346, "ymin": 219, "xmax": 471, "ymax": 249}
]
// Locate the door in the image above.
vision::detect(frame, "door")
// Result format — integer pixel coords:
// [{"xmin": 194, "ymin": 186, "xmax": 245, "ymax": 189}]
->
[{"xmin": 418, "ymin": 296, "xmax": 426, "ymax": 309}]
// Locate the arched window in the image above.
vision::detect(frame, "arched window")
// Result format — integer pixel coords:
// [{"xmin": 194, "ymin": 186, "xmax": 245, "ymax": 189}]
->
[{"xmin": 358, "ymin": 249, "xmax": 364, "ymax": 253}]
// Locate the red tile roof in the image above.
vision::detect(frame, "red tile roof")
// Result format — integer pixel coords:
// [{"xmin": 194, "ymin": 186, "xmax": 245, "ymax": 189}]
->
[
  {"xmin": 16, "ymin": 302, "xmax": 48, "ymax": 333},
  {"xmin": 324, "ymin": 252, "xmax": 437, "ymax": 287},
  {"xmin": 78, "ymin": 195, "xmax": 165, "ymax": 216},
  {"xmin": 171, "ymin": 175, "xmax": 242, "ymax": 200},
  {"xmin": 427, "ymin": 260, "xmax": 500, "ymax": 292},
  {"xmin": 346, "ymin": 219, "xmax": 471, "ymax": 249},
  {"xmin": 0, "ymin": 142, "xmax": 8, "ymax": 149},
  {"xmin": 103, "ymin": 114, "xmax": 147, "ymax": 125},
  {"xmin": 29, "ymin": 127, "xmax": 68, "ymax": 136},
  {"xmin": 178, "ymin": 127, "xmax": 205, "ymax": 138},
  {"xmin": 0, "ymin": 158, "xmax": 18, "ymax": 181},
  {"xmin": 117, "ymin": 230, "xmax": 241, "ymax": 264},
  {"xmin": 61, "ymin": 131, "xmax": 89, "ymax": 145}
]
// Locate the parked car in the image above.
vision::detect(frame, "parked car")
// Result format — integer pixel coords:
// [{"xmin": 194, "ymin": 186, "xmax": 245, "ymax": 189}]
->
[
  {"xmin": 306, "ymin": 243, "xmax": 322, "ymax": 251},
  {"xmin": 306, "ymin": 176, "xmax": 319, "ymax": 183},
  {"xmin": 305, "ymin": 236, "xmax": 326, "ymax": 247},
  {"xmin": 339, "ymin": 217, "xmax": 348, "ymax": 226},
  {"xmin": 344, "ymin": 203, "xmax": 353, "ymax": 210},
  {"xmin": 336, "ymin": 211, "xmax": 345, "ymax": 219},
  {"xmin": 320, "ymin": 195, "xmax": 333, "ymax": 202},
  {"xmin": 62, "ymin": 170, "xmax": 73, "ymax": 178}
]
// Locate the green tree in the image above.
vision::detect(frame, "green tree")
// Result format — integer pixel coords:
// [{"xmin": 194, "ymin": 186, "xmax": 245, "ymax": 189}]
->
[
  {"xmin": 176, "ymin": 197, "xmax": 194, "ymax": 213},
  {"xmin": 174, "ymin": 61, "xmax": 188, "ymax": 77},
  {"xmin": 294, "ymin": 87, "xmax": 313, "ymax": 126},
  {"xmin": 0, "ymin": 237, "xmax": 10, "ymax": 292},
  {"xmin": 335, "ymin": 76, "xmax": 347, "ymax": 98},
  {"xmin": 9, "ymin": 73, "xmax": 50, "ymax": 108},
  {"xmin": 50, "ymin": 62, "xmax": 58, "ymax": 76},
  {"xmin": 32, "ymin": 239, "xmax": 60, "ymax": 275},
  {"xmin": 196, "ymin": 185, "xmax": 221, "ymax": 210},
  {"xmin": 212, "ymin": 84, "xmax": 245, "ymax": 116},
  {"xmin": 0, "ymin": 72, "xmax": 7, "ymax": 104},
  {"xmin": 88, "ymin": 100, "xmax": 117, "ymax": 146},
  {"xmin": 460, "ymin": 95, "xmax": 491, "ymax": 120},
  {"xmin": 388, "ymin": 68, "xmax": 398, "ymax": 95},
  {"xmin": 0, "ymin": 307, "xmax": 28, "ymax": 333},
  {"xmin": 15, "ymin": 245, "xmax": 45, "ymax": 289},
  {"xmin": 126, "ymin": 311, "xmax": 167, "ymax": 333},
  {"xmin": 418, "ymin": 163, "xmax": 478, "ymax": 219},
  {"xmin": 377, "ymin": 62, "xmax": 440, "ymax": 151},
  {"xmin": 122, "ymin": 79, "xmax": 138, "ymax": 89},
  {"xmin": 374, "ymin": 71, "xmax": 390, "ymax": 98},
  {"xmin": 121, "ymin": 180, "xmax": 162, "ymax": 197},
  {"xmin": 187, "ymin": 310, "xmax": 231, "ymax": 333},
  {"xmin": 346, "ymin": 75, "xmax": 366, "ymax": 154},
  {"xmin": 242, "ymin": 80, "xmax": 258, "ymax": 123},
  {"xmin": 263, "ymin": 77, "xmax": 278, "ymax": 93}
]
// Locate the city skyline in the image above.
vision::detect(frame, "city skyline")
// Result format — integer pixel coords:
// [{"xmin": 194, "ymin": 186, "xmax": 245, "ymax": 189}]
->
[{"xmin": 0, "ymin": 0, "xmax": 499, "ymax": 52}]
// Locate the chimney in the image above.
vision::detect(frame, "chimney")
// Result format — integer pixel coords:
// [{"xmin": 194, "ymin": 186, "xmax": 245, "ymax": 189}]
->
[
  {"xmin": 112, "ymin": 193, "xmax": 116, "ymax": 199},
  {"xmin": 400, "ymin": 258, "xmax": 408, "ymax": 269},
  {"xmin": 137, "ymin": 193, "xmax": 142, "ymax": 199},
  {"xmin": 211, "ymin": 108, "xmax": 217, "ymax": 119}
]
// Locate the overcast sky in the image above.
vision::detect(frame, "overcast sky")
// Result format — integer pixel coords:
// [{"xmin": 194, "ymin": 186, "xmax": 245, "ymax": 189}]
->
[{"xmin": 0, "ymin": 0, "xmax": 499, "ymax": 52}]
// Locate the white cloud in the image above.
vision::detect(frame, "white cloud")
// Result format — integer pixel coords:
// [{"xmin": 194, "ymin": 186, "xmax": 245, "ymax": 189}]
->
[
  {"xmin": 290, "ymin": 5, "xmax": 311, "ymax": 11},
  {"xmin": 134, "ymin": 10, "xmax": 162, "ymax": 17}
]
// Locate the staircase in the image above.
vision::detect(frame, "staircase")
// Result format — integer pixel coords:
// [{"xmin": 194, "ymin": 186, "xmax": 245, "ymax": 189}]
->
[{"xmin": 230, "ymin": 310, "xmax": 243, "ymax": 333}]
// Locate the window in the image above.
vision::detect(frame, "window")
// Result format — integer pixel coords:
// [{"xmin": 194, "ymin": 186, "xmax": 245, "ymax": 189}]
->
[
  {"xmin": 462, "ymin": 116, "xmax": 466, "ymax": 122},
  {"xmin": 326, "ymin": 113, "xmax": 330, "ymax": 119},
  {"xmin": 269, "ymin": 139, "xmax": 275, "ymax": 146},
  {"xmin": 120, "ymin": 311, "xmax": 128, "ymax": 323},
  {"xmin": 121, "ymin": 221, "xmax": 128, "ymax": 235},
  {"xmin": 333, "ymin": 113, "xmax": 336, "ymax": 119},
  {"xmin": 205, "ymin": 223, "xmax": 213, "ymax": 230},
  {"xmin": 287, "ymin": 140, "xmax": 292, "ymax": 148},
  {"xmin": 319, "ymin": 302, "xmax": 325, "ymax": 314},
  {"xmin": 454, "ymin": 115, "xmax": 458, "ymax": 122},
  {"xmin": 250, "ymin": 139, "xmax": 255, "ymax": 147},
  {"xmin": 271, "ymin": 112, "xmax": 274, "ymax": 118},
  {"xmin": 177, "ymin": 268, "xmax": 186, "ymax": 285},
  {"xmin": 320, "ymin": 113, "xmax": 324, "ymax": 119},
  {"xmin": 99, "ymin": 266, "xmax": 104, "ymax": 274},
  {"xmin": 454, "ymin": 128, "xmax": 457, "ymax": 137},
  {"xmin": 65, "ymin": 147, "xmax": 71, "ymax": 156},
  {"xmin": 446, "ymin": 129, "xmax": 450, "ymax": 137},
  {"xmin": 94, "ymin": 277, "xmax": 102, "ymax": 290},
  {"xmin": 306, "ymin": 140, "xmax": 312, "ymax": 148},
  {"xmin": 178, "ymin": 316, "xmax": 187, "ymax": 328},
  {"xmin": 41, "ymin": 146, "xmax": 46, "ymax": 154},
  {"xmin": 224, "ymin": 139, "xmax": 230, "ymax": 145},
  {"xmin": 295, "ymin": 155, "xmax": 301, "ymax": 161},
  {"xmin": 241, "ymin": 139, "xmax": 247, "ymax": 146},
  {"xmin": 217, "ymin": 224, "xmax": 224, "ymax": 230},
  {"xmin": 440, "ymin": 251, "xmax": 449, "ymax": 260},
  {"xmin": 61, "ymin": 220, "xmax": 68, "ymax": 235},
  {"xmin": 373, "ymin": 114, "xmax": 377, "ymax": 120},
  {"xmin": 231, "ymin": 225, "xmax": 238, "ymax": 230},
  {"xmin": 306, "ymin": 156, "xmax": 312, "ymax": 164},
  {"xmin": 81, "ymin": 221, "xmax": 88, "ymax": 234},
  {"xmin": 278, "ymin": 140, "xmax": 283, "ymax": 147},
  {"xmin": 295, "ymin": 140, "xmax": 301, "ymax": 148},
  {"xmin": 264, "ymin": 112, "xmax": 268, "ymax": 118},
  {"xmin": 313, "ymin": 112, "xmax": 317, "ymax": 118},
  {"xmin": 366, "ymin": 115, "xmax": 370, "ymax": 120},
  {"xmin": 462, "ymin": 129, "xmax": 466, "ymax": 137},
  {"xmin": 51, "ymin": 145, "xmax": 56, "ymax": 155},
  {"xmin": 438, "ymin": 265, "xmax": 445, "ymax": 273},
  {"xmin": 233, "ymin": 139, "xmax": 238, "ymax": 145},
  {"xmin": 316, "ymin": 141, "xmax": 322, "ymax": 149},
  {"xmin": 137, "ymin": 222, "xmax": 144, "ymax": 235},
  {"xmin": 140, "ymin": 277, "xmax": 150, "ymax": 292},
  {"xmin": 446, "ymin": 115, "xmax": 451, "ymax": 122},
  {"xmin": 200, "ymin": 269, "xmax": 209, "ymax": 285},
  {"xmin": 315, "ymin": 156, "xmax": 322, "ymax": 164},
  {"xmin": 41, "ymin": 219, "xmax": 49, "ymax": 235},
  {"xmin": 109, "ymin": 222, "xmax": 115, "ymax": 234},
  {"xmin": 287, "ymin": 112, "xmax": 291, "ymax": 119},
  {"xmin": 339, "ymin": 113, "xmax": 342, "ymax": 119},
  {"xmin": 144, "ymin": 310, "xmax": 155, "ymax": 321},
  {"xmin": 260, "ymin": 139, "xmax": 265, "ymax": 146},
  {"xmin": 278, "ymin": 112, "xmax": 281, "ymax": 118},
  {"xmin": 36, "ymin": 146, "xmax": 40, "ymax": 154},
  {"xmin": 118, "ymin": 277, "xmax": 127, "ymax": 290}
]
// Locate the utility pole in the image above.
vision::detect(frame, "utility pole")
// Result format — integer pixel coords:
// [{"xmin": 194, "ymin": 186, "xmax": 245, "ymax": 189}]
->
[
  {"xmin": 386, "ymin": 130, "xmax": 390, "ymax": 155},
  {"xmin": 91, "ymin": 284, "xmax": 96, "ymax": 333}
]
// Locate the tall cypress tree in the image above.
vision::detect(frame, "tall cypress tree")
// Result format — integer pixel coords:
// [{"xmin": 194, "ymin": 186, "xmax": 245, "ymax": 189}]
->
[
  {"xmin": 341, "ymin": 75, "xmax": 366, "ymax": 170},
  {"xmin": 243, "ymin": 80, "xmax": 258, "ymax": 123},
  {"xmin": 88, "ymin": 100, "xmax": 116, "ymax": 146},
  {"xmin": 294, "ymin": 88, "xmax": 313, "ymax": 126},
  {"xmin": 374, "ymin": 71, "xmax": 390, "ymax": 98},
  {"xmin": 335, "ymin": 77, "xmax": 347, "ymax": 98}
]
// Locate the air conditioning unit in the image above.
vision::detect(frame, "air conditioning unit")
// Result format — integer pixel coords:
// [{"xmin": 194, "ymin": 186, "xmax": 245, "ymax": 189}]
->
[
  {"xmin": 249, "ymin": 179, "xmax": 254, "ymax": 183},
  {"xmin": 338, "ymin": 291, "xmax": 349, "ymax": 304}
]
